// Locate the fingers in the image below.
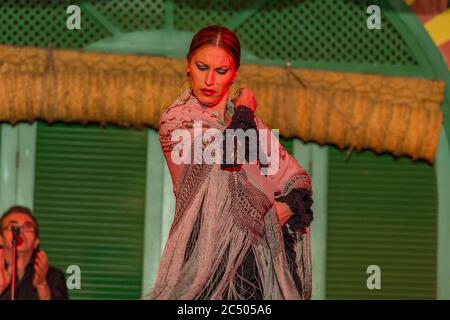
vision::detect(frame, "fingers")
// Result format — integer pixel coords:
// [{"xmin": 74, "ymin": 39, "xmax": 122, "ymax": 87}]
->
[
  {"xmin": 34, "ymin": 265, "xmax": 46, "ymax": 280},
  {"xmin": 238, "ymin": 88, "xmax": 252, "ymax": 97},
  {"xmin": 35, "ymin": 253, "xmax": 48, "ymax": 270},
  {"xmin": 33, "ymin": 262, "xmax": 47, "ymax": 284},
  {"xmin": 34, "ymin": 251, "xmax": 49, "ymax": 276},
  {"xmin": 0, "ymin": 249, "xmax": 9, "ymax": 276},
  {"xmin": 0, "ymin": 272, "xmax": 11, "ymax": 290},
  {"xmin": 37, "ymin": 251, "xmax": 49, "ymax": 267},
  {"xmin": 0, "ymin": 249, "xmax": 5, "ymax": 271},
  {"xmin": 0, "ymin": 249, "xmax": 11, "ymax": 289},
  {"xmin": 0, "ymin": 249, "xmax": 4, "ymax": 285},
  {"xmin": 233, "ymin": 88, "xmax": 257, "ymax": 112}
]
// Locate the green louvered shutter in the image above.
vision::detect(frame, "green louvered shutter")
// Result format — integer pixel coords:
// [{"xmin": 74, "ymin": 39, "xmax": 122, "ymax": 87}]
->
[
  {"xmin": 326, "ymin": 147, "xmax": 437, "ymax": 299},
  {"xmin": 280, "ymin": 138, "xmax": 293, "ymax": 155},
  {"xmin": 34, "ymin": 123, "xmax": 147, "ymax": 299}
]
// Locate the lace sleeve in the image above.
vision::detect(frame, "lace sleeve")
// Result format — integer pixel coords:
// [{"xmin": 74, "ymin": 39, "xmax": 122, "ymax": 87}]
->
[{"xmin": 254, "ymin": 118, "xmax": 313, "ymax": 232}]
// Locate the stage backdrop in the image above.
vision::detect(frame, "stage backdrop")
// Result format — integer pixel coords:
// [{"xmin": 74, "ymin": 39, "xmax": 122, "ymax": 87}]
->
[{"xmin": 0, "ymin": 0, "xmax": 449, "ymax": 300}]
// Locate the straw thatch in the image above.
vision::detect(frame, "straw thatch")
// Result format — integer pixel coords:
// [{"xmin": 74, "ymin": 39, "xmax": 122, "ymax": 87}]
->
[{"xmin": 0, "ymin": 45, "xmax": 445, "ymax": 162}]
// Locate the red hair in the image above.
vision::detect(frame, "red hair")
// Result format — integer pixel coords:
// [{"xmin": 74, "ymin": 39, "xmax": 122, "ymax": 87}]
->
[{"xmin": 187, "ymin": 25, "xmax": 241, "ymax": 70}]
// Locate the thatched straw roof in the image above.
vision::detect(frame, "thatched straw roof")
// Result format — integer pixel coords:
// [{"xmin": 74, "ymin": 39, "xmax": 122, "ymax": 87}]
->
[{"xmin": 0, "ymin": 45, "xmax": 445, "ymax": 162}]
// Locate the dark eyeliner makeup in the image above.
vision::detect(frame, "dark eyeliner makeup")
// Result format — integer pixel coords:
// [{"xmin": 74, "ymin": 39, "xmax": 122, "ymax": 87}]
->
[
  {"xmin": 216, "ymin": 68, "xmax": 228, "ymax": 75},
  {"xmin": 196, "ymin": 62, "xmax": 208, "ymax": 71}
]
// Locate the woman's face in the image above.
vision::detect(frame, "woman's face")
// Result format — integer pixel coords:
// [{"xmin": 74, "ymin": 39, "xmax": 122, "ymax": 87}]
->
[{"xmin": 187, "ymin": 46, "xmax": 238, "ymax": 107}]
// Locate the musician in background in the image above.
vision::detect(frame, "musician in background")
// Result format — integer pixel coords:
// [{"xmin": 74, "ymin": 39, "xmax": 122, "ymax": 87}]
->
[{"xmin": 0, "ymin": 206, "xmax": 68, "ymax": 300}]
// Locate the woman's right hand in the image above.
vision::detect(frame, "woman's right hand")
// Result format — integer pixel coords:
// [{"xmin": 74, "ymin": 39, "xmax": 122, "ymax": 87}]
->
[{"xmin": 233, "ymin": 88, "xmax": 257, "ymax": 112}]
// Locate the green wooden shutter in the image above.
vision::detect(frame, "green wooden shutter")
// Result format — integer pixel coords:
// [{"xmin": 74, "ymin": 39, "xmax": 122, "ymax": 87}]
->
[
  {"xmin": 326, "ymin": 147, "xmax": 437, "ymax": 299},
  {"xmin": 280, "ymin": 138, "xmax": 293, "ymax": 155},
  {"xmin": 34, "ymin": 123, "xmax": 147, "ymax": 299}
]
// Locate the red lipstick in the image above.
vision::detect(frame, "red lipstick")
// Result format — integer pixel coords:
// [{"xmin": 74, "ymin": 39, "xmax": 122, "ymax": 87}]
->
[
  {"xmin": 16, "ymin": 235, "xmax": 23, "ymax": 246},
  {"xmin": 201, "ymin": 89, "xmax": 215, "ymax": 96}
]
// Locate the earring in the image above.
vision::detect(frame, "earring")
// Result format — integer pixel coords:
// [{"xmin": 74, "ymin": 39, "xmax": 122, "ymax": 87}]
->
[
  {"xmin": 229, "ymin": 83, "xmax": 238, "ymax": 100},
  {"xmin": 178, "ymin": 77, "xmax": 192, "ymax": 97}
]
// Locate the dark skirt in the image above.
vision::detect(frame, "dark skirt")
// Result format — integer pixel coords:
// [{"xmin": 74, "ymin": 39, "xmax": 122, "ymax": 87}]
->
[
  {"xmin": 229, "ymin": 224, "xmax": 303, "ymax": 300},
  {"xmin": 198, "ymin": 225, "xmax": 302, "ymax": 300}
]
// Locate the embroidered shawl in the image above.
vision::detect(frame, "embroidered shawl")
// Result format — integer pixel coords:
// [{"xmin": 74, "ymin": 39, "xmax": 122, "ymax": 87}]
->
[{"xmin": 147, "ymin": 90, "xmax": 313, "ymax": 300}]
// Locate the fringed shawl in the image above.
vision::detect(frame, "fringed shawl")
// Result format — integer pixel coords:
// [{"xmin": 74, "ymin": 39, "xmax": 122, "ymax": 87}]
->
[{"xmin": 147, "ymin": 90, "xmax": 313, "ymax": 300}]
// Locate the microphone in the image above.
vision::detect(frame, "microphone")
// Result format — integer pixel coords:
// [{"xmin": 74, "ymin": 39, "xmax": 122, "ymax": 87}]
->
[
  {"xmin": 11, "ymin": 225, "xmax": 23, "ymax": 246},
  {"xmin": 11, "ymin": 225, "xmax": 21, "ymax": 237}
]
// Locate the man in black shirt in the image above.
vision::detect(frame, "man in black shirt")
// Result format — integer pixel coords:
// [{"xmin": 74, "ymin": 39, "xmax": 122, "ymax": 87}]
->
[{"xmin": 0, "ymin": 206, "xmax": 68, "ymax": 300}]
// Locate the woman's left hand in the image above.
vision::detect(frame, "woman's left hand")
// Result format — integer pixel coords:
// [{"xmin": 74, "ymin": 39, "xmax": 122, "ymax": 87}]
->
[
  {"xmin": 274, "ymin": 201, "xmax": 293, "ymax": 226},
  {"xmin": 233, "ymin": 88, "xmax": 257, "ymax": 112}
]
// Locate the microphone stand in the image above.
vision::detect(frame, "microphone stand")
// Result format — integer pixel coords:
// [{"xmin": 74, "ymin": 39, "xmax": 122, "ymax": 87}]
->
[{"xmin": 10, "ymin": 226, "xmax": 20, "ymax": 301}]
